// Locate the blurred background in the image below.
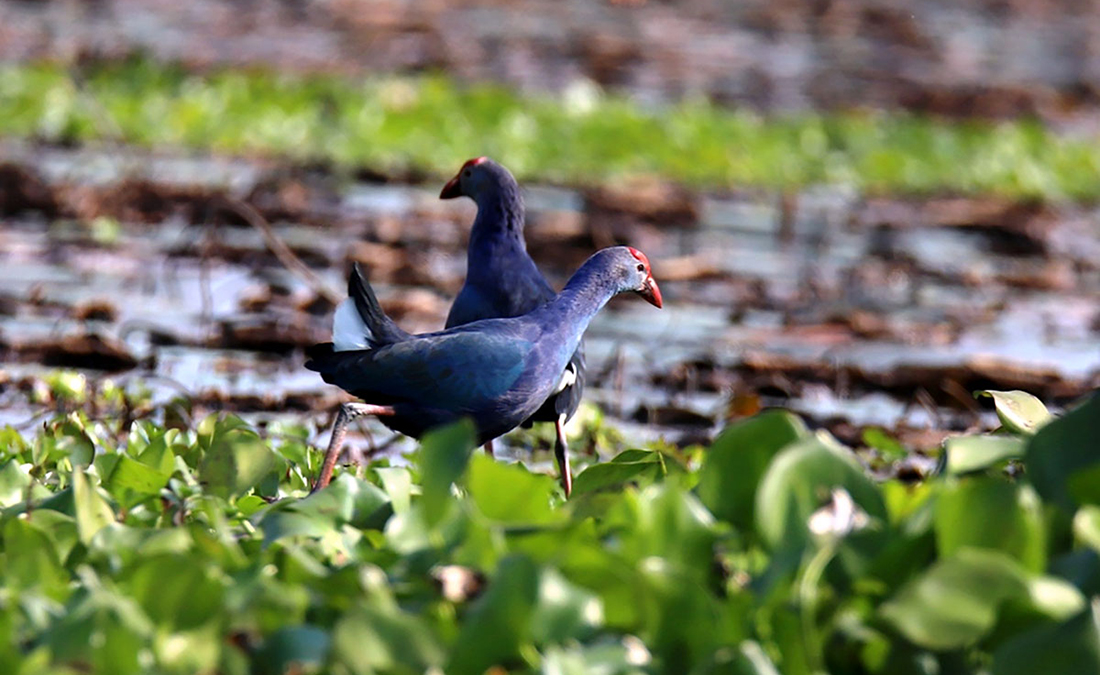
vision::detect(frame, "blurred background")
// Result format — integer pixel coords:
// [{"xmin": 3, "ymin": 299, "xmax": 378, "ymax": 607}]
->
[{"xmin": 1, "ymin": 0, "xmax": 1098, "ymax": 474}]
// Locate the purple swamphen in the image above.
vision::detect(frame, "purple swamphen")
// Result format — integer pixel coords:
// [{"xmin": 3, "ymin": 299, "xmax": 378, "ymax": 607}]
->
[
  {"xmin": 306, "ymin": 246, "xmax": 662, "ymax": 493},
  {"xmin": 440, "ymin": 157, "xmax": 586, "ymax": 493}
]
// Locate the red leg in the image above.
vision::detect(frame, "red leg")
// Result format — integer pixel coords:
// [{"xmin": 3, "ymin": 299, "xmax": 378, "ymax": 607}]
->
[
  {"xmin": 484, "ymin": 439, "xmax": 495, "ymax": 457},
  {"xmin": 312, "ymin": 402, "xmax": 394, "ymax": 493}
]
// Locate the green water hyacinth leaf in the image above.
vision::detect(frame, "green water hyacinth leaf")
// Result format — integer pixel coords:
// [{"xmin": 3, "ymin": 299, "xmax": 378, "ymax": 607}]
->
[
  {"xmin": 332, "ymin": 604, "xmax": 445, "ymax": 675},
  {"xmin": 125, "ymin": 553, "xmax": 225, "ymax": 631},
  {"xmin": 254, "ymin": 625, "xmax": 330, "ymax": 675},
  {"xmin": 11, "ymin": 391, "xmax": 1100, "ymax": 674},
  {"xmin": 72, "ymin": 469, "xmax": 114, "ymax": 544},
  {"xmin": 540, "ymin": 640, "xmax": 652, "ymax": 675},
  {"xmin": 754, "ymin": 433, "xmax": 885, "ymax": 551},
  {"xmin": 945, "ymin": 435, "xmax": 1025, "ymax": 475},
  {"xmin": 934, "ymin": 478, "xmax": 1046, "ymax": 572},
  {"xmin": 373, "ymin": 466, "xmax": 412, "ymax": 515},
  {"xmin": 447, "ymin": 554, "xmax": 541, "ymax": 675},
  {"xmin": 258, "ymin": 474, "xmax": 390, "ymax": 546},
  {"xmin": 572, "ymin": 448, "xmax": 684, "ymax": 496},
  {"xmin": 196, "ymin": 414, "xmax": 275, "ymax": 499},
  {"xmin": 467, "ymin": 453, "xmax": 561, "ymax": 524},
  {"xmin": 977, "ymin": 390, "xmax": 1053, "ymax": 435},
  {"xmin": 419, "ymin": 419, "xmax": 477, "ymax": 527},
  {"xmin": 531, "ymin": 567, "xmax": 603, "ymax": 644},
  {"xmin": 43, "ymin": 568, "xmax": 155, "ymax": 675},
  {"xmin": 880, "ymin": 548, "xmax": 1083, "ymax": 650},
  {"xmin": 1025, "ymin": 394, "xmax": 1100, "ymax": 510},
  {"xmin": 692, "ymin": 641, "xmax": 781, "ymax": 675},
  {"xmin": 97, "ymin": 454, "xmax": 172, "ymax": 510},
  {"xmin": 992, "ymin": 602, "xmax": 1100, "ymax": 675},
  {"xmin": 0, "ymin": 458, "xmax": 31, "ymax": 507},
  {"xmin": 1075, "ymin": 506, "xmax": 1100, "ymax": 553},
  {"xmin": 697, "ymin": 409, "xmax": 808, "ymax": 530},
  {"xmin": 2, "ymin": 517, "xmax": 69, "ymax": 600}
]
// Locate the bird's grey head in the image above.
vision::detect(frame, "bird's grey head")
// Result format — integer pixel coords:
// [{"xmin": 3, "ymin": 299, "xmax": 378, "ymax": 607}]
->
[{"xmin": 598, "ymin": 246, "xmax": 663, "ymax": 308}]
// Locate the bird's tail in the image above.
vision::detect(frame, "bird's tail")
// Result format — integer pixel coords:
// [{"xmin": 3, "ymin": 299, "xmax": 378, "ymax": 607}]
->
[{"xmin": 332, "ymin": 263, "xmax": 411, "ymax": 351}]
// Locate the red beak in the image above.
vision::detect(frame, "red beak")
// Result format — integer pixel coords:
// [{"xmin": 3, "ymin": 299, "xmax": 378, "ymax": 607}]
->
[
  {"xmin": 439, "ymin": 174, "xmax": 462, "ymax": 199},
  {"xmin": 639, "ymin": 276, "xmax": 662, "ymax": 308}
]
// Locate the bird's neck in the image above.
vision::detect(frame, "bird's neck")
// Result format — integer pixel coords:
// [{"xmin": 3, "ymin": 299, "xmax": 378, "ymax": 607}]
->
[
  {"xmin": 467, "ymin": 188, "xmax": 526, "ymax": 269},
  {"xmin": 540, "ymin": 260, "xmax": 617, "ymax": 344}
]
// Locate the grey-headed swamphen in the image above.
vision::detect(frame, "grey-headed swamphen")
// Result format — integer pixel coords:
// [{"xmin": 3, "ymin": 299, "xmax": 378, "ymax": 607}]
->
[
  {"xmin": 440, "ymin": 157, "xmax": 586, "ymax": 494},
  {"xmin": 306, "ymin": 246, "xmax": 662, "ymax": 493}
]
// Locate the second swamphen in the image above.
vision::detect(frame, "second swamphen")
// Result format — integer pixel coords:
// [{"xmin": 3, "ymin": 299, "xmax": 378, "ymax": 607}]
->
[
  {"xmin": 440, "ymin": 157, "xmax": 586, "ymax": 493},
  {"xmin": 306, "ymin": 246, "xmax": 662, "ymax": 492}
]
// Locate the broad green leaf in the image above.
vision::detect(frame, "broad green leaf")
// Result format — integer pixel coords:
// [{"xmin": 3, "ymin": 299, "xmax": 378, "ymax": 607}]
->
[
  {"xmin": 531, "ymin": 567, "xmax": 603, "ymax": 644},
  {"xmin": 72, "ymin": 469, "xmax": 115, "ymax": 544},
  {"xmin": 754, "ymin": 433, "xmax": 885, "ymax": 551},
  {"xmin": 1074, "ymin": 506, "xmax": 1100, "ymax": 553},
  {"xmin": 254, "ymin": 625, "xmax": 330, "ymax": 675},
  {"xmin": 635, "ymin": 558, "xmax": 735, "ymax": 671},
  {"xmin": 23, "ymin": 508, "xmax": 80, "ymax": 566},
  {"xmin": 540, "ymin": 640, "xmax": 651, "ymax": 675},
  {"xmin": 1, "ymin": 517, "xmax": 69, "ymax": 600},
  {"xmin": 880, "ymin": 548, "xmax": 1082, "ymax": 650},
  {"xmin": 572, "ymin": 449, "xmax": 683, "ymax": 496},
  {"xmin": 418, "ymin": 419, "xmax": 477, "ymax": 527},
  {"xmin": 881, "ymin": 549, "xmax": 1027, "ymax": 649},
  {"xmin": 1025, "ymin": 395, "xmax": 1100, "ymax": 510},
  {"xmin": 862, "ymin": 427, "xmax": 908, "ymax": 461},
  {"xmin": 934, "ymin": 478, "xmax": 1046, "ymax": 572},
  {"xmin": 53, "ymin": 417, "xmax": 95, "ymax": 468},
  {"xmin": 133, "ymin": 425, "xmax": 179, "ymax": 476},
  {"xmin": 374, "ymin": 466, "xmax": 412, "ymax": 515},
  {"xmin": 612, "ymin": 484, "xmax": 718, "ymax": 585},
  {"xmin": 697, "ymin": 410, "xmax": 808, "ymax": 529},
  {"xmin": 992, "ymin": 603, "xmax": 1100, "ymax": 675},
  {"xmin": 124, "ymin": 553, "xmax": 225, "ymax": 631},
  {"xmin": 43, "ymin": 569, "xmax": 154, "ymax": 675},
  {"xmin": 1069, "ymin": 465, "xmax": 1100, "ymax": 507},
  {"xmin": 977, "ymin": 390, "xmax": 1053, "ymax": 434},
  {"xmin": 97, "ymin": 453, "xmax": 171, "ymax": 509},
  {"xmin": 332, "ymin": 604, "xmax": 445, "ymax": 675},
  {"xmin": 0, "ymin": 459, "xmax": 31, "ymax": 507},
  {"xmin": 196, "ymin": 414, "xmax": 275, "ymax": 499},
  {"xmin": 467, "ymin": 453, "xmax": 560, "ymax": 525},
  {"xmin": 153, "ymin": 623, "xmax": 221, "ymax": 674},
  {"xmin": 258, "ymin": 474, "xmax": 389, "ymax": 545},
  {"xmin": 691, "ymin": 641, "xmax": 781, "ymax": 675},
  {"xmin": 447, "ymin": 555, "xmax": 540, "ymax": 675},
  {"xmin": 944, "ymin": 435, "xmax": 1025, "ymax": 475}
]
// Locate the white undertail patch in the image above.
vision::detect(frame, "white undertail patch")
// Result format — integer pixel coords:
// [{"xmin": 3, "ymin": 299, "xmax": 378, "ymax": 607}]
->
[
  {"xmin": 333, "ymin": 298, "xmax": 373, "ymax": 351},
  {"xmin": 553, "ymin": 362, "xmax": 578, "ymax": 395}
]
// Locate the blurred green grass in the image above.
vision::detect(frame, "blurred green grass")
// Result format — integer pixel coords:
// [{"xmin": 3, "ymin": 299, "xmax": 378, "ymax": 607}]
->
[{"xmin": 3, "ymin": 58, "xmax": 1099, "ymax": 198}]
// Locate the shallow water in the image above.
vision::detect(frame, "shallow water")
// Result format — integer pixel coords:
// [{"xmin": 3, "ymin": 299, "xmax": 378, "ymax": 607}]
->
[{"xmin": 0, "ymin": 142, "xmax": 1097, "ymax": 457}]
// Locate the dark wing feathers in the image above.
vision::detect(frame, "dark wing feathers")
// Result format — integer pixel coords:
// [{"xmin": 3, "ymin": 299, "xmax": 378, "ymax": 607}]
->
[{"xmin": 308, "ymin": 330, "xmax": 532, "ymax": 410}]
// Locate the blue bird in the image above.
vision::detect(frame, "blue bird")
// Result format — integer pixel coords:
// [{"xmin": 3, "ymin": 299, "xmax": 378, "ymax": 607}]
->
[
  {"xmin": 306, "ymin": 246, "xmax": 662, "ymax": 493},
  {"xmin": 440, "ymin": 157, "xmax": 587, "ymax": 492}
]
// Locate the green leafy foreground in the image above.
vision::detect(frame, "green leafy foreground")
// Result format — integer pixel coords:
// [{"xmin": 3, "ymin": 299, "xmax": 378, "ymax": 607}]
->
[
  {"xmin": 3, "ymin": 59, "xmax": 1100, "ymax": 198},
  {"xmin": 0, "ymin": 388, "xmax": 1098, "ymax": 675}
]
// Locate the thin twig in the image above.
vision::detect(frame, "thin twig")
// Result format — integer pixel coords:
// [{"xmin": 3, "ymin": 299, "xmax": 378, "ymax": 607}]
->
[{"xmin": 217, "ymin": 196, "xmax": 341, "ymax": 306}]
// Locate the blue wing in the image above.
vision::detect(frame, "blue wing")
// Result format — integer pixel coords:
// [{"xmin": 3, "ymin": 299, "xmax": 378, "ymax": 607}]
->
[{"xmin": 315, "ymin": 329, "xmax": 533, "ymax": 411}]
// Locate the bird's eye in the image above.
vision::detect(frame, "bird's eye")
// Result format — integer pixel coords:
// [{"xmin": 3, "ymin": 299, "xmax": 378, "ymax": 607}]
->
[
  {"xmin": 463, "ymin": 170, "xmax": 472, "ymax": 178},
  {"xmin": 636, "ymin": 263, "xmax": 645, "ymax": 272}
]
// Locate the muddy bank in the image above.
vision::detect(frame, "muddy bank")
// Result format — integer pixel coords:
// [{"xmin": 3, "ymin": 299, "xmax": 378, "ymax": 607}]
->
[{"xmin": 3, "ymin": 0, "xmax": 1100, "ymax": 124}]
